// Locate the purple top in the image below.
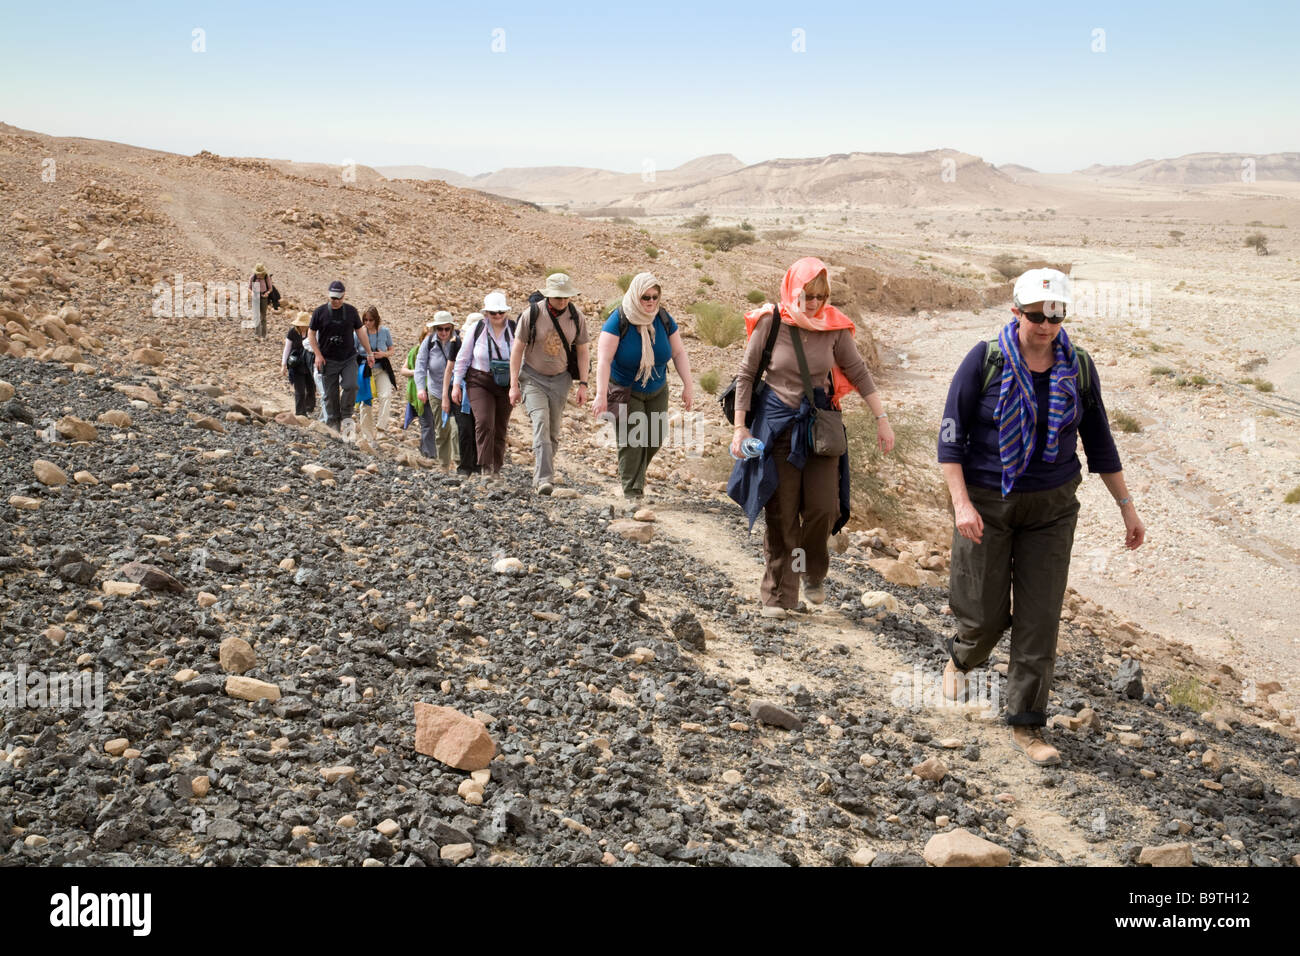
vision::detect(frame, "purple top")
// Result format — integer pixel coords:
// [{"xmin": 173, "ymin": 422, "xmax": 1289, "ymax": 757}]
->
[{"xmin": 938, "ymin": 342, "xmax": 1123, "ymax": 493}]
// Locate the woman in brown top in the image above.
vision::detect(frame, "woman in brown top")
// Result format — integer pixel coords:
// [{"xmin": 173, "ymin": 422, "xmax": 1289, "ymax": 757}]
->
[{"xmin": 728, "ymin": 257, "xmax": 895, "ymax": 619}]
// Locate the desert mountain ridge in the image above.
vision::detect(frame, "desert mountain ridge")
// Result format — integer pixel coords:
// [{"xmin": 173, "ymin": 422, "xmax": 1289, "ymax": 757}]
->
[{"xmin": 1077, "ymin": 151, "xmax": 1300, "ymax": 184}]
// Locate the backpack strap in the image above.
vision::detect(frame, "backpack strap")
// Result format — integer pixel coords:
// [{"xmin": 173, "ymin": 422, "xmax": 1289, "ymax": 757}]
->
[
  {"xmin": 981, "ymin": 338, "xmax": 1095, "ymax": 409},
  {"xmin": 754, "ymin": 307, "xmax": 783, "ymax": 384}
]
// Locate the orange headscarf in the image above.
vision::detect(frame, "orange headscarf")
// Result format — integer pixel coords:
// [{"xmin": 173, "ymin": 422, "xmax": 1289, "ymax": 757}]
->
[{"xmin": 744, "ymin": 257, "xmax": 857, "ymax": 408}]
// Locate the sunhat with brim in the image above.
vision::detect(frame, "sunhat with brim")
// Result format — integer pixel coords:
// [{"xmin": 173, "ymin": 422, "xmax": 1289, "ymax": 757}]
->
[
  {"xmin": 428, "ymin": 310, "xmax": 455, "ymax": 330},
  {"xmin": 292, "ymin": 312, "xmax": 310, "ymax": 328},
  {"xmin": 482, "ymin": 291, "xmax": 509, "ymax": 313},
  {"xmin": 541, "ymin": 273, "xmax": 578, "ymax": 298},
  {"xmin": 254, "ymin": 263, "xmax": 268, "ymax": 276}
]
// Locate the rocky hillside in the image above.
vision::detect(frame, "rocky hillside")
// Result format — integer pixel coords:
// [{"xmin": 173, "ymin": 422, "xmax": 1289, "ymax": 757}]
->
[{"xmin": 2, "ymin": 355, "xmax": 1297, "ymax": 866}]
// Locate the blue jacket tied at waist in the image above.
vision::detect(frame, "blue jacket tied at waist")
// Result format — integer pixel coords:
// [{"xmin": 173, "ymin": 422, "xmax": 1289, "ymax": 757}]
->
[{"xmin": 727, "ymin": 385, "xmax": 850, "ymax": 535}]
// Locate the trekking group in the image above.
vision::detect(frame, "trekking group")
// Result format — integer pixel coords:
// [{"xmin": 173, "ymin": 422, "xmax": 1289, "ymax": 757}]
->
[{"xmin": 273, "ymin": 256, "xmax": 1145, "ymax": 767}]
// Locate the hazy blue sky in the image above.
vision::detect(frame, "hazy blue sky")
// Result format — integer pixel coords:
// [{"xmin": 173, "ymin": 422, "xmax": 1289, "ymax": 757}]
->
[{"xmin": 2, "ymin": 0, "xmax": 1295, "ymax": 175}]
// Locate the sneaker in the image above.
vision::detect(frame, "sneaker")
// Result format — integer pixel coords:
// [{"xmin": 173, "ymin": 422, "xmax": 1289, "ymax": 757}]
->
[
  {"xmin": 1010, "ymin": 726, "xmax": 1061, "ymax": 766},
  {"xmin": 760, "ymin": 605, "xmax": 788, "ymax": 620},
  {"xmin": 804, "ymin": 580, "xmax": 825, "ymax": 605},
  {"xmin": 942, "ymin": 660, "xmax": 968, "ymax": 702},
  {"xmin": 538, "ymin": 482, "xmax": 554, "ymax": 496}
]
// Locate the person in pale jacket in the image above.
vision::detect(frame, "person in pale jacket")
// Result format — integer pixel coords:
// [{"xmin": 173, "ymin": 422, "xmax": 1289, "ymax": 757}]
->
[{"xmin": 414, "ymin": 311, "xmax": 460, "ymax": 469}]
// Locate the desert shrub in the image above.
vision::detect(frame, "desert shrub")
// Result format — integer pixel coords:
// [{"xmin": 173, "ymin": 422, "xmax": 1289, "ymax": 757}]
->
[
  {"xmin": 701, "ymin": 276, "xmax": 714, "ymax": 286},
  {"xmin": 1244, "ymin": 232, "xmax": 1269, "ymax": 255},
  {"xmin": 1285, "ymin": 485, "xmax": 1300, "ymax": 504},
  {"xmin": 601, "ymin": 299, "xmax": 621, "ymax": 320},
  {"xmin": 693, "ymin": 227, "xmax": 756, "ymax": 252},
  {"xmin": 1167, "ymin": 676, "xmax": 1216, "ymax": 713},
  {"xmin": 740, "ymin": 220, "xmax": 754, "ymax": 231},
  {"xmin": 689, "ymin": 301, "xmax": 744, "ymax": 347},
  {"xmin": 990, "ymin": 254, "xmax": 1023, "ymax": 280},
  {"xmin": 1168, "ymin": 230, "xmax": 1184, "ymax": 241},
  {"xmin": 845, "ymin": 409, "xmax": 935, "ymax": 525},
  {"xmin": 616, "ymin": 274, "xmax": 633, "ymax": 292},
  {"xmin": 684, "ymin": 214, "xmax": 710, "ymax": 229},
  {"xmin": 698, "ymin": 368, "xmax": 720, "ymax": 395},
  {"xmin": 1239, "ymin": 376, "xmax": 1274, "ymax": 392},
  {"xmin": 545, "ymin": 265, "xmax": 572, "ymax": 277},
  {"xmin": 764, "ymin": 229, "xmax": 800, "ymax": 245},
  {"xmin": 746, "ymin": 289, "xmax": 766, "ymax": 304},
  {"xmin": 1110, "ymin": 409, "xmax": 1142, "ymax": 433},
  {"xmin": 644, "ymin": 245, "xmax": 659, "ymax": 260}
]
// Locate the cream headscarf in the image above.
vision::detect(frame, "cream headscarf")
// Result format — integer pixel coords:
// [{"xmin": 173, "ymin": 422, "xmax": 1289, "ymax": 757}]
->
[{"xmin": 620, "ymin": 272, "xmax": 661, "ymax": 387}]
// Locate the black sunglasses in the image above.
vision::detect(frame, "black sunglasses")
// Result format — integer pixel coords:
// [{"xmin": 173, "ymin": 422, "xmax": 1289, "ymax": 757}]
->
[
  {"xmin": 1021, "ymin": 310, "xmax": 1065, "ymax": 325},
  {"xmin": 485, "ymin": 310, "xmax": 508, "ymax": 316}
]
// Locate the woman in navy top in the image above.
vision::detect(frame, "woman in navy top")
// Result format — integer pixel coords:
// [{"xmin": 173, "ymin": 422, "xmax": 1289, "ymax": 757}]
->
[
  {"xmin": 937, "ymin": 269, "xmax": 1144, "ymax": 767},
  {"xmin": 591, "ymin": 272, "xmax": 694, "ymax": 502}
]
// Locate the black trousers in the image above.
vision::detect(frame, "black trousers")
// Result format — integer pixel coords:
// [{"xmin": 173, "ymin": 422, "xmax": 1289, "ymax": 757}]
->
[
  {"xmin": 290, "ymin": 371, "xmax": 316, "ymax": 418},
  {"xmin": 454, "ymin": 408, "xmax": 479, "ymax": 474}
]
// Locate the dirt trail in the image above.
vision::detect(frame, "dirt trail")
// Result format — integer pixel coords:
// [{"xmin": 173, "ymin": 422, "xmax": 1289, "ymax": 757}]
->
[{"xmin": 578, "ymin": 475, "xmax": 1124, "ymax": 864}]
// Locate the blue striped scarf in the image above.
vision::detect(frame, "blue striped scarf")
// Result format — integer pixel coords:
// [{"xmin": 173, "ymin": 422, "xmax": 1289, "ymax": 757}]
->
[{"xmin": 994, "ymin": 319, "xmax": 1080, "ymax": 496}]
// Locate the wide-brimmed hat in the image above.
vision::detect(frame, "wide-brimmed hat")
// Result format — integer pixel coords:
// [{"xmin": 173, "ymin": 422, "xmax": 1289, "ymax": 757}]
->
[
  {"xmin": 254, "ymin": 263, "xmax": 267, "ymax": 275},
  {"xmin": 291, "ymin": 311, "xmax": 310, "ymax": 328},
  {"xmin": 541, "ymin": 273, "xmax": 578, "ymax": 298},
  {"xmin": 482, "ymin": 291, "xmax": 509, "ymax": 313},
  {"xmin": 428, "ymin": 310, "xmax": 455, "ymax": 330}
]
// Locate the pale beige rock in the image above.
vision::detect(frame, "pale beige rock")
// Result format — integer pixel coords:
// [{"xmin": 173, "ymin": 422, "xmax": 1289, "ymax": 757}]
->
[
  {"xmin": 97, "ymin": 409, "xmax": 132, "ymax": 427},
  {"xmin": 55, "ymin": 415, "xmax": 97, "ymax": 441},
  {"xmin": 851, "ymin": 847, "xmax": 878, "ymax": 867},
  {"xmin": 632, "ymin": 508, "xmax": 656, "ymax": 522},
  {"xmin": 440, "ymin": 843, "xmax": 474, "ymax": 863},
  {"xmin": 224, "ymin": 674, "xmax": 280, "ymax": 701},
  {"xmin": 924, "ymin": 829, "xmax": 1011, "ymax": 867},
  {"xmin": 173, "ymin": 668, "xmax": 198, "ymax": 682},
  {"xmin": 9, "ymin": 495, "xmax": 41, "ymax": 511},
  {"xmin": 191, "ymin": 776, "xmax": 211, "ymax": 798},
  {"xmin": 1138, "ymin": 844, "xmax": 1193, "ymax": 867},
  {"xmin": 492, "ymin": 557, "xmax": 524, "ymax": 574},
  {"xmin": 0, "ymin": 381, "xmax": 13, "ymax": 401},
  {"xmin": 197, "ymin": 591, "xmax": 218, "ymax": 608},
  {"xmin": 73, "ymin": 470, "xmax": 98, "ymax": 485},
  {"xmin": 609, "ymin": 519, "xmax": 654, "ymax": 543},
  {"xmin": 375, "ymin": 819, "xmax": 400, "ymax": 838},
  {"xmin": 860, "ymin": 590, "xmax": 900, "ymax": 612},
  {"xmin": 301, "ymin": 463, "xmax": 334, "ymax": 481},
  {"xmin": 413, "ymin": 702, "xmax": 496, "ymax": 771},
  {"xmin": 104, "ymin": 738, "xmax": 129, "ymax": 756},
  {"xmin": 321, "ymin": 766, "xmax": 356, "ymax": 784},
  {"xmin": 912, "ymin": 757, "xmax": 948, "ymax": 782},
  {"xmin": 218, "ymin": 636, "xmax": 256, "ymax": 674},
  {"xmin": 130, "ymin": 347, "xmax": 165, "ymax": 366},
  {"xmin": 102, "ymin": 581, "xmax": 141, "ymax": 596},
  {"xmin": 42, "ymin": 626, "xmax": 66, "ymax": 644},
  {"xmin": 868, "ymin": 557, "xmax": 921, "ymax": 587}
]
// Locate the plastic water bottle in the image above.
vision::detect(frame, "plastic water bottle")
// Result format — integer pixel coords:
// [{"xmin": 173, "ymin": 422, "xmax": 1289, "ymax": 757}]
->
[
  {"xmin": 441, "ymin": 411, "xmax": 449, "ymax": 427},
  {"xmin": 732, "ymin": 437, "xmax": 765, "ymax": 460}
]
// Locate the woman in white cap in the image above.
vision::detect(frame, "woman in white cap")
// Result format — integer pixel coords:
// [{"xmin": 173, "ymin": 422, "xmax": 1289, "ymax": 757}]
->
[
  {"xmin": 452, "ymin": 296, "xmax": 514, "ymax": 474},
  {"xmin": 281, "ymin": 312, "xmax": 317, "ymax": 417},
  {"xmin": 592, "ymin": 272, "xmax": 693, "ymax": 502},
  {"xmin": 414, "ymin": 311, "xmax": 460, "ymax": 469},
  {"xmin": 937, "ymin": 267, "xmax": 1145, "ymax": 767}
]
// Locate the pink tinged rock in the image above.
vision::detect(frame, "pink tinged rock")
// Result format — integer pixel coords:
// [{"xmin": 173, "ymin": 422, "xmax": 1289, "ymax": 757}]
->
[
  {"xmin": 923, "ymin": 829, "xmax": 1011, "ymax": 867},
  {"xmin": 224, "ymin": 675, "xmax": 280, "ymax": 702},
  {"xmin": 413, "ymin": 701, "xmax": 496, "ymax": 771},
  {"xmin": 218, "ymin": 636, "xmax": 256, "ymax": 674},
  {"xmin": 1138, "ymin": 844, "xmax": 1193, "ymax": 867}
]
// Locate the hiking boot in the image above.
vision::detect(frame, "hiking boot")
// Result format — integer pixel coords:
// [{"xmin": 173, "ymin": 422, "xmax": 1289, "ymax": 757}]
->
[
  {"xmin": 538, "ymin": 482, "xmax": 554, "ymax": 496},
  {"xmin": 1010, "ymin": 726, "xmax": 1061, "ymax": 766},
  {"xmin": 760, "ymin": 605, "xmax": 788, "ymax": 620},
  {"xmin": 804, "ymin": 580, "xmax": 825, "ymax": 605},
  {"xmin": 340, "ymin": 419, "xmax": 356, "ymax": 443},
  {"xmin": 942, "ymin": 659, "xmax": 968, "ymax": 702}
]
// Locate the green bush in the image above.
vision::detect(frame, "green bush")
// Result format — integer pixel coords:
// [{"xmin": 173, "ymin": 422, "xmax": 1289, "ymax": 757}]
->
[
  {"xmin": 1239, "ymin": 376, "xmax": 1274, "ymax": 392},
  {"xmin": 701, "ymin": 276, "xmax": 714, "ymax": 286},
  {"xmin": 990, "ymin": 254, "xmax": 1022, "ymax": 280},
  {"xmin": 844, "ymin": 409, "xmax": 935, "ymax": 525},
  {"xmin": 616, "ymin": 274, "xmax": 633, "ymax": 292},
  {"xmin": 698, "ymin": 368, "xmax": 720, "ymax": 395},
  {"xmin": 1175, "ymin": 374, "xmax": 1210, "ymax": 387},
  {"xmin": 644, "ymin": 245, "xmax": 659, "ymax": 260},
  {"xmin": 601, "ymin": 299, "xmax": 621, "ymax": 320},
  {"xmin": 1151, "ymin": 366, "xmax": 1176, "ymax": 377},
  {"xmin": 1245, "ymin": 232, "xmax": 1269, "ymax": 255},
  {"xmin": 689, "ymin": 301, "xmax": 744, "ymax": 347},
  {"xmin": 746, "ymin": 289, "xmax": 766, "ymax": 304},
  {"xmin": 764, "ymin": 229, "xmax": 800, "ymax": 244},
  {"xmin": 1110, "ymin": 409, "xmax": 1142, "ymax": 433},
  {"xmin": 1285, "ymin": 485, "xmax": 1300, "ymax": 504},
  {"xmin": 740, "ymin": 220, "xmax": 754, "ymax": 231},
  {"xmin": 692, "ymin": 227, "xmax": 756, "ymax": 252},
  {"xmin": 1167, "ymin": 676, "xmax": 1216, "ymax": 713},
  {"xmin": 684, "ymin": 214, "xmax": 710, "ymax": 229}
]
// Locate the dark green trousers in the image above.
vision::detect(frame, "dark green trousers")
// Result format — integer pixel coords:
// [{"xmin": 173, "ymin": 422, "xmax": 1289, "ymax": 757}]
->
[
  {"xmin": 948, "ymin": 475, "xmax": 1081, "ymax": 726},
  {"xmin": 616, "ymin": 385, "xmax": 669, "ymax": 498}
]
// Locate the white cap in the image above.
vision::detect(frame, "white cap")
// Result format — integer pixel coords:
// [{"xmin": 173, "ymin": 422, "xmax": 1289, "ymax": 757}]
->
[
  {"xmin": 1013, "ymin": 268, "xmax": 1072, "ymax": 310},
  {"xmin": 482, "ymin": 291, "xmax": 509, "ymax": 313}
]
